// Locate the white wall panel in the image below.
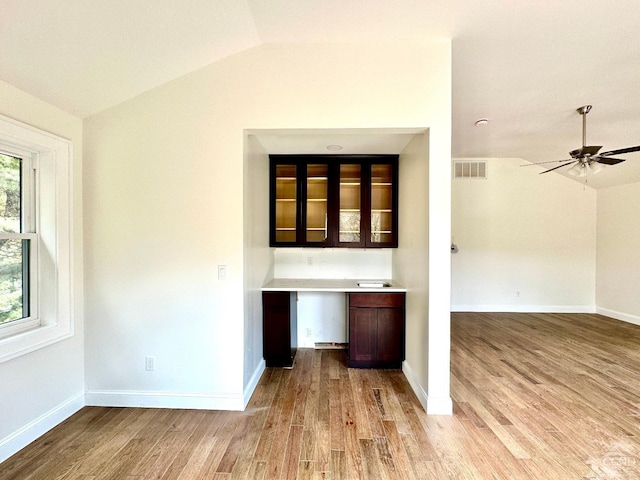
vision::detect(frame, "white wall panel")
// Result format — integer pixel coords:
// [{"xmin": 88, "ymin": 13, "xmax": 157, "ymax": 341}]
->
[
  {"xmin": 84, "ymin": 42, "xmax": 453, "ymax": 410},
  {"xmin": 451, "ymin": 158, "xmax": 596, "ymax": 311},
  {"xmin": 596, "ymin": 182, "xmax": 640, "ymax": 324},
  {"xmin": 0, "ymin": 80, "xmax": 84, "ymax": 462}
]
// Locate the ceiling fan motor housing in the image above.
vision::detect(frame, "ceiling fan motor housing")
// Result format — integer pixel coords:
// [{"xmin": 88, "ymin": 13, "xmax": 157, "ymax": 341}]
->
[{"xmin": 570, "ymin": 145, "xmax": 602, "ymax": 159}]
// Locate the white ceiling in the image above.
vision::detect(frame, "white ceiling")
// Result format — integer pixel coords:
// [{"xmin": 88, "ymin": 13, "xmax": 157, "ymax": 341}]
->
[{"xmin": 2, "ymin": 0, "xmax": 640, "ymax": 188}]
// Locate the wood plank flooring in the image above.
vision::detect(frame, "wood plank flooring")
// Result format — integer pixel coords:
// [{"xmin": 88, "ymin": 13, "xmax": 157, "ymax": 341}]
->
[{"xmin": 2, "ymin": 312, "xmax": 640, "ymax": 479}]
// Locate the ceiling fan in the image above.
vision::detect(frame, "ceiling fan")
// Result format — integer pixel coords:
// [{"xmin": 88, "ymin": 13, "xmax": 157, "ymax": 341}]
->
[{"xmin": 525, "ymin": 105, "xmax": 640, "ymax": 176}]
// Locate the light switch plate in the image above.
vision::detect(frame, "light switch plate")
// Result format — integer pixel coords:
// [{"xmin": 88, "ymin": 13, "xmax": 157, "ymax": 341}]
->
[{"xmin": 218, "ymin": 265, "xmax": 227, "ymax": 279}]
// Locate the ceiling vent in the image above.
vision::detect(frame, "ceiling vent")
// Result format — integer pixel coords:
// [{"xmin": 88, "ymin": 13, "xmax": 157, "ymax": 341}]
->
[{"xmin": 453, "ymin": 160, "xmax": 487, "ymax": 179}]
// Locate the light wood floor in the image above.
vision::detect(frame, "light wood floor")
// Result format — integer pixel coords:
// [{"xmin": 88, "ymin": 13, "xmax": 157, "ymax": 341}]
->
[{"xmin": 2, "ymin": 312, "xmax": 640, "ymax": 479}]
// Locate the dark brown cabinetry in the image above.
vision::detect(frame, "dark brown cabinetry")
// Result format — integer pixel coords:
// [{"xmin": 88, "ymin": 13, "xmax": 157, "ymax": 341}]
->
[
  {"xmin": 347, "ymin": 293, "xmax": 405, "ymax": 368},
  {"xmin": 262, "ymin": 292, "xmax": 297, "ymax": 367},
  {"xmin": 270, "ymin": 155, "xmax": 398, "ymax": 248}
]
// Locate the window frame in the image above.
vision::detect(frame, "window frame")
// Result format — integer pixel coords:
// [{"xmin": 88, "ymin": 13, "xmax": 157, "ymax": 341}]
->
[{"xmin": 0, "ymin": 114, "xmax": 73, "ymax": 363}]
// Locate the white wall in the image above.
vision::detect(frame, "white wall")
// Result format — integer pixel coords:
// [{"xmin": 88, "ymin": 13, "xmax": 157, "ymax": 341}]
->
[
  {"xmin": 0, "ymin": 80, "xmax": 84, "ymax": 462},
  {"xmin": 295, "ymin": 292, "xmax": 347, "ymax": 348},
  {"xmin": 394, "ymin": 130, "xmax": 453, "ymax": 415},
  {"xmin": 84, "ymin": 41, "xmax": 453, "ymax": 410},
  {"xmin": 451, "ymin": 158, "xmax": 596, "ymax": 311},
  {"xmin": 273, "ymin": 248, "xmax": 392, "ymax": 279},
  {"xmin": 242, "ymin": 134, "xmax": 272, "ymax": 399},
  {"xmin": 596, "ymin": 182, "xmax": 640, "ymax": 324}
]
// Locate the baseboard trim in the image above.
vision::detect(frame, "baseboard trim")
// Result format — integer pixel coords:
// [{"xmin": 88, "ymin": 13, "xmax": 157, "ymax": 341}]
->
[
  {"xmin": 0, "ymin": 392, "xmax": 84, "ymax": 463},
  {"xmin": 451, "ymin": 304, "xmax": 595, "ymax": 313},
  {"xmin": 85, "ymin": 390, "xmax": 245, "ymax": 411},
  {"xmin": 243, "ymin": 359, "xmax": 266, "ymax": 408},
  {"xmin": 402, "ymin": 360, "xmax": 453, "ymax": 416},
  {"xmin": 596, "ymin": 307, "xmax": 640, "ymax": 327}
]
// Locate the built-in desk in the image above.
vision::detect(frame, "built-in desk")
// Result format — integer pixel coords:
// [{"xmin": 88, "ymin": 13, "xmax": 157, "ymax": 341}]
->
[
  {"xmin": 262, "ymin": 278, "xmax": 406, "ymax": 293},
  {"xmin": 261, "ymin": 279, "xmax": 406, "ymax": 368}
]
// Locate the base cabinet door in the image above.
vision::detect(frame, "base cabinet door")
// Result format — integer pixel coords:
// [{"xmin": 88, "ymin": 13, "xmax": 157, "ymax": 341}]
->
[
  {"xmin": 262, "ymin": 292, "xmax": 296, "ymax": 367},
  {"xmin": 376, "ymin": 307, "xmax": 405, "ymax": 363},
  {"xmin": 347, "ymin": 293, "xmax": 405, "ymax": 368},
  {"xmin": 348, "ymin": 307, "xmax": 377, "ymax": 363}
]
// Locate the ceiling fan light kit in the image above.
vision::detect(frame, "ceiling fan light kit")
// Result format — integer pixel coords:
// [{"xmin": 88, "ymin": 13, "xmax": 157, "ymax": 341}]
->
[
  {"xmin": 567, "ymin": 162, "xmax": 586, "ymax": 177},
  {"xmin": 522, "ymin": 105, "xmax": 640, "ymax": 177}
]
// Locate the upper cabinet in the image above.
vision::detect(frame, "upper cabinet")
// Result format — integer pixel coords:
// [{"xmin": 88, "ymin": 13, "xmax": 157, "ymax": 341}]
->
[{"xmin": 270, "ymin": 155, "xmax": 398, "ymax": 248}]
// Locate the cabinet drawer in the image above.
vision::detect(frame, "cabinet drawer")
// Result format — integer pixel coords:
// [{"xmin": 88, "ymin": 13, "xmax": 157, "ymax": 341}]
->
[
  {"xmin": 262, "ymin": 291, "xmax": 290, "ymax": 307},
  {"xmin": 349, "ymin": 293, "xmax": 405, "ymax": 308}
]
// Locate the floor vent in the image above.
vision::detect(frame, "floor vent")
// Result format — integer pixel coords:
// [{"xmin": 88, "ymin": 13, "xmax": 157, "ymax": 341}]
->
[
  {"xmin": 314, "ymin": 342, "xmax": 347, "ymax": 350},
  {"xmin": 453, "ymin": 160, "xmax": 487, "ymax": 179}
]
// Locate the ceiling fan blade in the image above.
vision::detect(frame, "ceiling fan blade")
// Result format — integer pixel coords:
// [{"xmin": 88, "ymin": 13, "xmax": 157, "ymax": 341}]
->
[
  {"xmin": 599, "ymin": 145, "xmax": 640, "ymax": 157},
  {"xmin": 521, "ymin": 158, "xmax": 572, "ymax": 167},
  {"xmin": 595, "ymin": 156, "xmax": 626, "ymax": 165},
  {"xmin": 539, "ymin": 161, "xmax": 575, "ymax": 174}
]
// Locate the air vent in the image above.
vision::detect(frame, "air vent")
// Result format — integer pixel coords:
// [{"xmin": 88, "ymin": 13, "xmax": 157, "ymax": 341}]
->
[{"xmin": 453, "ymin": 160, "xmax": 487, "ymax": 179}]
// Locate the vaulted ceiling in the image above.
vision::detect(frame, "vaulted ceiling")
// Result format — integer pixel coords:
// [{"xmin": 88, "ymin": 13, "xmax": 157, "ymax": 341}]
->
[{"xmin": 3, "ymin": 0, "xmax": 640, "ymax": 188}]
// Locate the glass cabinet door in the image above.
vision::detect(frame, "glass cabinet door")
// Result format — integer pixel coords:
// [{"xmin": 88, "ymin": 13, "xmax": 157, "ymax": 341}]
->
[
  {"xmin": 338, "ymin": 163, "xmax": 362, "ymax": 244},
  {"xmin": 370, "ymin": 163, "xmax": 394, "ymax": 245},
  {"xmin": 274, "ymin": 164, "xmax": 297, "ymax": 243},
  {"xmin": 305, "ymin": 164, "xmax": 329, "ymax": 243}
]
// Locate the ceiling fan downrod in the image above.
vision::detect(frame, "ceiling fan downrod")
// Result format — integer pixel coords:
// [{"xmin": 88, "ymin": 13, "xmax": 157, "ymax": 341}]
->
[{"xmin": 577, "ymin": 104, "xmax": 592, "ymax": 148}]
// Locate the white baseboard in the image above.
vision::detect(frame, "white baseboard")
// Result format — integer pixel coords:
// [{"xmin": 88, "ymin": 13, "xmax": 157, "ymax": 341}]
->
[
  {"xmin": 2, "ymin": 361, "xmax": 266, "ymax": 464},
  {"xmin": 243, "ymin": 359, "xmax": 265, "ymax": 408},
  {"xmin": 0, "ymin": 392, "xmax": 84, "ymax": 463},
  {"xmin": 402, "ymin": 361, "xmax": 453, "ymax": 416},
  {"xmin": 596, "ymin": 307, "xmax": 640, "ymax": 326},
  {"xmin": 451, "ymin": 304, "xmax": 595, "ymax": 313},
  {"xmin": 85, "ymin": 390, "xmax": 245, "ymax": 411},
  {"xmin": 85, "ymin": 360, "xmax": 267, "ymax": 412}
]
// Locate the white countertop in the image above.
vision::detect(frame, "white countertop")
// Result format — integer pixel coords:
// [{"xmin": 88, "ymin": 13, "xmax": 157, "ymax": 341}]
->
[{"xmin": 261, "ymin": 278, "xmax": 406, "ymax": 293}]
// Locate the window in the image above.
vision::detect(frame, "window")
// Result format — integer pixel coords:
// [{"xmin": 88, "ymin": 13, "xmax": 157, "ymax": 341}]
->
[
  {"xmin": 0, "ymin": 152, "xmax": 38, "ymax": 336},
  {"xmin": 0, "ymin": 114, "xmax": 73, "ymax": 362}
]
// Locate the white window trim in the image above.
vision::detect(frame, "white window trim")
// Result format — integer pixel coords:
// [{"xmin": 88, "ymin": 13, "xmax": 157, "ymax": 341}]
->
[{"xmin": 0, "ymin": 113, "xmax": 73, "ymax": 363}]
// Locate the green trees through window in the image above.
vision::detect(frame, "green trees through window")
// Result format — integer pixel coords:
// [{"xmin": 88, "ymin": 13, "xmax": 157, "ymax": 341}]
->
[{"xmin": 0, "ymin": 153, "xmax": 25, "ymax": 324}]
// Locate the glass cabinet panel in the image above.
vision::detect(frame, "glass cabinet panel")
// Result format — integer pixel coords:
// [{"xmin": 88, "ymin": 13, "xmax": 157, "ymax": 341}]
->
[
  {"xmin": 338, "ymin": 164, "xmax": 361, "ymax": 243},
  {"xmin": 306, "ymin": 164, "xmax": 328, "ymax": 243},
  {"xmin": 370, "ymin": 164, "xmax": 394, "ymax": 244},
  {"xmin": 274, "ymin": 164, "xmax": 297, "ymax": 243}
]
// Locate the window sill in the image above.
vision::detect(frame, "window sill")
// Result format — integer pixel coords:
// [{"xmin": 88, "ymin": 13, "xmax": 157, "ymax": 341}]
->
[{"xmin": 0, "ymin": 321, "xmax": 74, "ymax": 363}]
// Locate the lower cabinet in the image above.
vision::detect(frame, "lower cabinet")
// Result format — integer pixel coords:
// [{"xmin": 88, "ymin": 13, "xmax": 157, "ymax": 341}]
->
[
  {"xmin": 262, "ymin": 292, "xmax": 297, "ymax": 367},
  {"xmin": 347, "ymin": 293, "xmax": 405, "ymax": 368}
]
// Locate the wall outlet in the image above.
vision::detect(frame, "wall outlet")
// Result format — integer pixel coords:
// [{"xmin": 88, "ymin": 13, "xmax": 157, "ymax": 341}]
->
[
  {"xmin": 516, "ymin": 291, "xmax": 520, "ymax": 298},
  {"xmin": 145, "ymin": 356, "xmax": 155, "ymax": 371}
]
